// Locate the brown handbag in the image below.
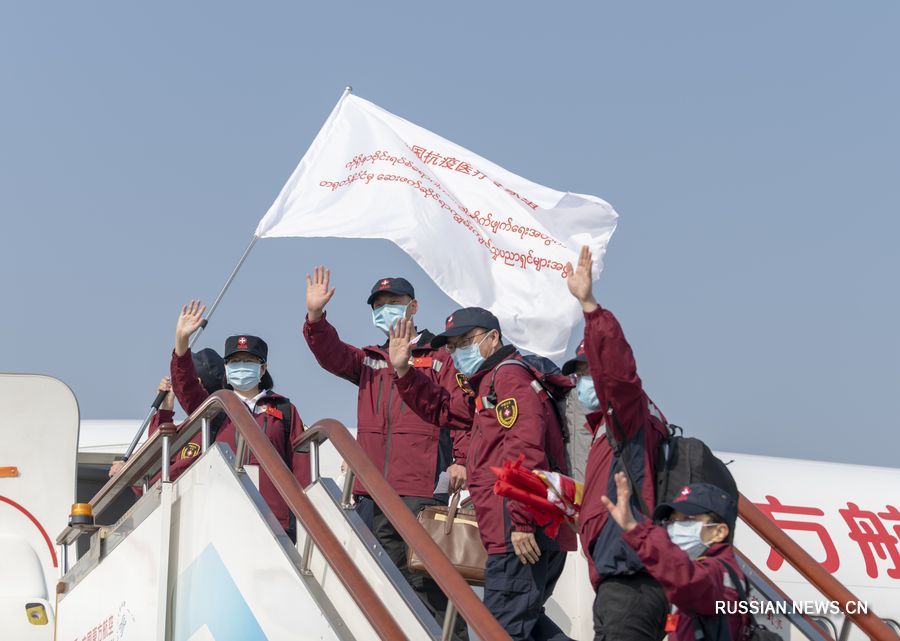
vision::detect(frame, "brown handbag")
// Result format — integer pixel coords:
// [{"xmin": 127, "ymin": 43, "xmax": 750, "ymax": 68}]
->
[{"xmin": 407, "ymin": 492, "xmax": 488, "ymax": 586}]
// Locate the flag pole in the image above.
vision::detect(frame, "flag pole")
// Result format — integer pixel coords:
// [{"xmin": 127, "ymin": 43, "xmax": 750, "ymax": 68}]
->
[
  {"xmin": 121, "ymin": 233, "xmax": 260, "ymax": 460},
  {"xmin": 120, "ymin": 85, "xmax": 353, "ymax": 461},
  {"xmin": 189, "ymin": 233, "xmax": 259, "ymax": 348},
  {"xmin": 189, "ymin": 84, "xmax": 351, "ymax": 347}
]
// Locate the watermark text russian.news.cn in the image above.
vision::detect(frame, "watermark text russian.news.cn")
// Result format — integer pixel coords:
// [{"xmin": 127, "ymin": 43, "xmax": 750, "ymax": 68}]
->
[{"xmin": 716, "ymin": 601, "xmax": 869, "ymax": 616}]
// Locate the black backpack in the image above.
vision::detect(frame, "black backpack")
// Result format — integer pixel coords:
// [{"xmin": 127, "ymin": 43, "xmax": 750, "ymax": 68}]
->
[
  {"xmin": 656, "ymin": 424, "xmax": 738, "ymax": 508},
  {"xmin": 605, "ymin": 407, "xmax": 738, "ymax": 521}
]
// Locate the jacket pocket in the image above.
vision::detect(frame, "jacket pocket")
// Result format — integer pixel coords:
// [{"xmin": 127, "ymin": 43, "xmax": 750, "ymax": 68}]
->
[{"xmin": 387, "ymin": 427, "xmax": 437, "ymax": 492}]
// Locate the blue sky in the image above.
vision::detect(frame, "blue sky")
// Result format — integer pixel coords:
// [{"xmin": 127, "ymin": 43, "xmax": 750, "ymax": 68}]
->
[{"xmin": 2, "ymin": 3, "xmax": 897, "ymax": 467}]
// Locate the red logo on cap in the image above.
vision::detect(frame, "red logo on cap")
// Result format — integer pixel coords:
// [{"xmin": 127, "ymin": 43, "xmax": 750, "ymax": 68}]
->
[
  {"xmin": 379, "ymin": 279, "xmax": 391, "ymax": 289},
  {"xmin": 446, "ymin": 315, "xmax": 454, "ymax": 328},
  {"xmin": 576, "ymin": 341, "xmax": 585, "ymax": 356},
  {"xmin": 675, "ymin": 486, "xmax": 691, "ymax": 502},
  {"xmin": 237, "ymin": 336, "xmax": 248, "ymax": 350}
]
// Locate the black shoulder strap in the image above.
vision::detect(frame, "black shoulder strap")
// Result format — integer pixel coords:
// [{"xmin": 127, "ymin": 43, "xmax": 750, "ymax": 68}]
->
[
  {"xmin": 486, "ymin": 358, "xmax": 532, "ymax": 404},
  {"xmin": 270, "ymin": 396, "xmax": 294, "ymax": 466},
  {"xmin": 719, "ymin": 558, "xmax": 765, "ymax": 634},
  {"xmin": 605, "ymin": 402, "xmax": 651, "ymax": 516},
  {"xmin": 720, "ymin": 559, "xmax": 751, "ymax": 603},
  {"xmin": 693, "ymin": 560, "xmax": 751, "ymax": 641}
]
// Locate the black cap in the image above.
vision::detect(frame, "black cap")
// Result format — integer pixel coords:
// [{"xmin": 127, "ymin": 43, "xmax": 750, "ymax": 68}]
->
[
  {"xmin": 562, "ymin": 339, "xmax": 588, "ymax": 375},
  {"xmin": 191, "ymin": 348, "xmax": 225, "ymax": 394},
  {"xmin": 431, "ymin": 307, "xmax": 501, "ymax": 348},
  {"xmin": 366, "ymin": 277, "xmax": 415, "ymax": 306},
  {"xmin": 224, "ymin": 335, "xmax": 268, "ymax": 362},
  {"xmin": 653, "ymin": 483, "xmax": 738, "ymax": 530}
]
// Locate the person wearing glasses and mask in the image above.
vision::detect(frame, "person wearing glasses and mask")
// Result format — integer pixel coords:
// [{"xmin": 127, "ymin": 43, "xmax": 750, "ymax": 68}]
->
[
  {"xmin": 564, "ymin": 246, "xmax": 671, "ymax": 641},
  {"xmin": 389, "ymin": 308, "xmax": 576, "ymax": 641},
  {"xmin": 303, "ymin": 267, "xmax": 468, "ymax": 641},
  {"xmin": 170, "ymin": 300, "xmax": 310, "ymax": 542},
  {"xmin": 603, "ymin": 473, "xmax": 747, "ymax": 641}
]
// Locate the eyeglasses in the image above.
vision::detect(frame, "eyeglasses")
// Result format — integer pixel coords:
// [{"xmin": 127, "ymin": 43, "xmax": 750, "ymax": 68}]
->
[
  {"xmin": 444, "ymin": 331, "xmax": 489, "ymax": 354},
  {"xmin": 660, "ymin": 516, "xmax": 718, "ymax": 527}
]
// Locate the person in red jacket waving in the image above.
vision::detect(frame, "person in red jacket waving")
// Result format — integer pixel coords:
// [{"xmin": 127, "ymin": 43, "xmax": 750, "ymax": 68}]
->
[
  {"xmin": 565, "ymin": 245, "xmax": 670, "ymax": 640},
  {"xmin": 170, "ymin": 300, "xmax": 310, "ymax": 541},
  {"xmin": 390, "ymin": 309, "xmax": 576, "ymax": 641},
  {"xmin": 603, "ymin": 473, "xmax": 747, "ymax": 641},
  {"xmin": 303, "ymin": 267, "xmax": 467, "ymax": 640}
]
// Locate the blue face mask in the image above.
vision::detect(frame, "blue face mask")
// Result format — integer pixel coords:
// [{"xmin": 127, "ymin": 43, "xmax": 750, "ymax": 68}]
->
[
  {"xmin": 666, "ymin": 520, "xmax": 711, "ymax": 559},
  {"xmin": 372, "ymin": 303, "xmax": 408, "ymax": 335},
  {"xmin": 225, "ymin": 362, "xmax": 262, "ymax": 392},
  {"xmin": 451, "ymin": 335, "xmax": 488, "ymax": 377},
  {"xmin": 576, "ymin": 376, "xmax": 600, "ymax": 410}
]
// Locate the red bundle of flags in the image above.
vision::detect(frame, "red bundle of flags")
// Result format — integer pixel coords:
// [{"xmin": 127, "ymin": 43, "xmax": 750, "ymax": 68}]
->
[{"xmin": 491, "ymin": 455, "xmax": 584, "ymax": 538}]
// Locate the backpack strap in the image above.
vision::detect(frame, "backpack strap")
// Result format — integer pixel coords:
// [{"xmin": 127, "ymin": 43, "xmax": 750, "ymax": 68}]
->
[
  {"xmin": 484, "ymin": 358, "xmax": 543, "ymax": 405},
  {"xmin": 485, "ymin": 358, "xmax": 570, "ymax": 441},
  {"xmin": 605, "ymin": 402, "xmax": 651, "ymax": 517},
  {"xmin": 720, "ymin": 558, "xmax": 767, "ymax": 636},
  {"xmin": 267, "ymin": 396, "xmax": 294, "ymax": 467},
  {"xmin": 720, "ymin": 560, "xmax": 749, "ymax": 602}
]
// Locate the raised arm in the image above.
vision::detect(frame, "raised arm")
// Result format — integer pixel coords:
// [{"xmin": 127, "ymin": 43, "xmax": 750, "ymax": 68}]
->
[
  {"xmin": 390, "ymin": 318, "xmax": 474, "ymax": 430},
  {"xmin": 303, "ymin": 266, "xmax": 365, "ymax": 385},
  {"xmin": 605, "ymin": 471, "xmax": 727, "ymax": 614},
  {"xmin": 171, "ymin": 300, "xmax": 211, "ymax": 414},
  {"xmin": 566, "ymin": 246, "xmax": 647, "ymax": 438}
]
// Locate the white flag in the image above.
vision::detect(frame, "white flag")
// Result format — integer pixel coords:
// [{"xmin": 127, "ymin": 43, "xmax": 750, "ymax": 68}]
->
[{"xmin": 257, "ymin": 94, "xmax": 618, "ymax": 361}]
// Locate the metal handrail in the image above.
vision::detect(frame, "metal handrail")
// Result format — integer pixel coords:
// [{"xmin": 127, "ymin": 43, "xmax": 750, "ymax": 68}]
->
[
  {"xmin": 738, "ymin": 494, "xmax": 899, "ymax": 641},
  {"xmin": 295, "ymin": 419, "xmax": 511, "ymax": 641},
  {"xmin": 733, "ymin": 549, "xmax": 834, "ymax": 641},
  {"xmin": 59, "ymin": 391, "xmax": 410, "ymax": 641}
]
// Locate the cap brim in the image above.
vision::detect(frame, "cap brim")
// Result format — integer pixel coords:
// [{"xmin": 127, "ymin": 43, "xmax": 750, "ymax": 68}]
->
[
  {"xmin": 430, "ymin": 325, "xmax": 478, "ymax": 348},
  {"xmin": 561, "ymin": 355, "xmax": 587, "ymax": 376},
  {"xmin": 224, "ymin": 349, "xmax": 264, "ymax": 362},
  {"xmin": 366, "ymin": 288, "xmax": 412, "ymax": 305},
  {"xmin": 652, "ymin": 500, "xmax": 711, "ymax": 522}
]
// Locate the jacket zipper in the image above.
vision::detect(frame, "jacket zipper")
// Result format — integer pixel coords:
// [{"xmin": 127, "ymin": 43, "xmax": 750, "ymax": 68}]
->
[{"xmin": 383, "ymin": 381, "xmax": 394, "ymax": 477}]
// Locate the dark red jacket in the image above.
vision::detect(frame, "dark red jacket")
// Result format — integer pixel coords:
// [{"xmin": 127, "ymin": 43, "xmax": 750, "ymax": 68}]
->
[
  {"xmin": 170, "ymin": 350, "xmax": 310, "ymax": 529},
  {"xmin": 623, "ymin": 522, "xmax": 747, "ymax": 641},
  {"xmin": 577, "ymin": 306, "xmax": 669, "ymax": 588},
  {"xmin": 303, "ymin": 314, "xmax": 457, "ymax": 498},
  {"xmin": 394, "ymin": 345, "xmax": 577, "ymax": 555}
]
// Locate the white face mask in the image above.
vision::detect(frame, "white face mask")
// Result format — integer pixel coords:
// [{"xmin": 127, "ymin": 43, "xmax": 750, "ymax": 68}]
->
[
  {"xmin": 372, "ymin": 303, "xmax": 409, "ymax": 335},
  {"xmin": 666, "ymin": 520, "xmax": 714, "ymax": 559}
]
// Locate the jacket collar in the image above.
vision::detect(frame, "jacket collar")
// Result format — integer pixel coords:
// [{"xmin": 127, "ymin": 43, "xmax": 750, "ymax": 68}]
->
[{"xmin": 368, "ymin": 328, "xmax": 438, "ymax": 355}]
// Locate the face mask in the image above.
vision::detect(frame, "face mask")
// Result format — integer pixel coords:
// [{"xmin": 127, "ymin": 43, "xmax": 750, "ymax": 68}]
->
[
  {"xmin": 225, "ymin": 362, "xmax": 262, "ymax": 392},
  {"xmin": 451, "ymin": 335, "xmax": 489, "ymax": 377},
  {"xmin": 372, "ymin": 303, "xmax": 408, "ymax": 335},
  {"xmin": 576, "ymin": 376, "xmax": 600, "ymax": 410},
  {"xmin": 666, "ymin": 520, "xmax": 711, "ymax": 559}
]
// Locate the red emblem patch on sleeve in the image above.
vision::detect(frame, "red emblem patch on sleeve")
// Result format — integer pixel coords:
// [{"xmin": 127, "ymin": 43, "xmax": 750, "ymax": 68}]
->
[{"xmin": 412, "ymin": 356, "xmax": 433, "ymax": 368}]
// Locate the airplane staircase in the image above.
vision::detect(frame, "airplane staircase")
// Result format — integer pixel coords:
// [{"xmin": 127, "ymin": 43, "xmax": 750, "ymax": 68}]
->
[{"xmin": 53, "ymin": 390, "xmax": 899, "ymax": 641}]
